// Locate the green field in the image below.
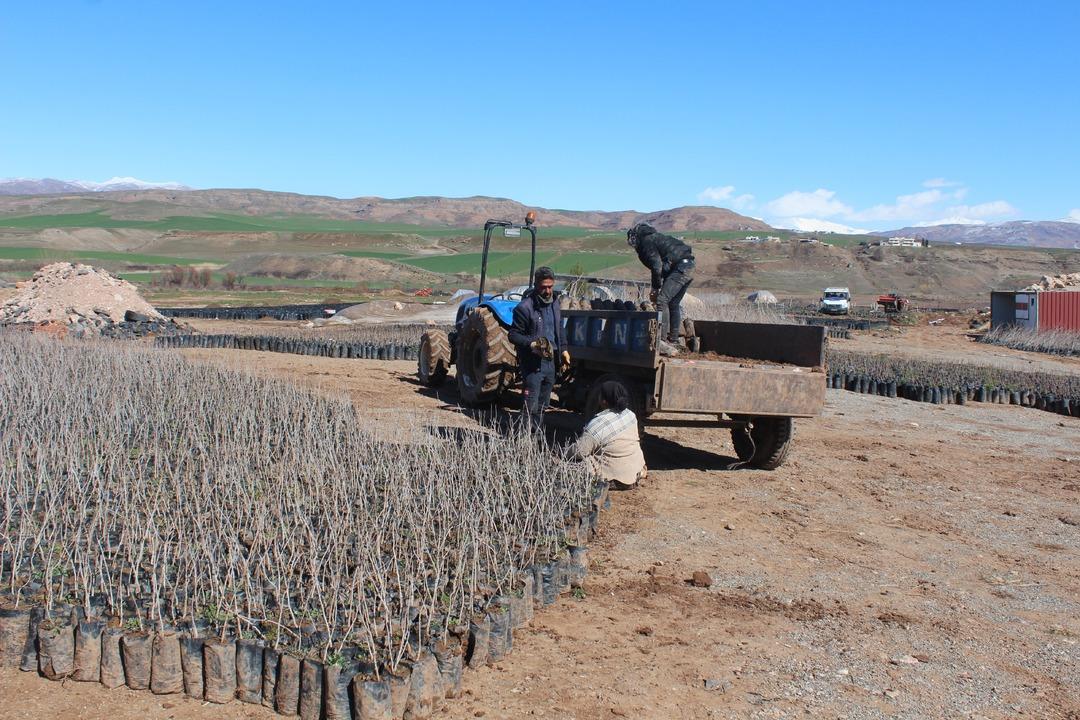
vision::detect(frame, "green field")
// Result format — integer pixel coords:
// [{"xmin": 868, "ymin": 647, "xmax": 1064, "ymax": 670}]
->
[
  {"xmin": 0, "ymin": 247, "xmax": 213, "ymax": 265},
  {"xmin": 400, "ymin": 251, "xmax": 629, "ymax": 276}
]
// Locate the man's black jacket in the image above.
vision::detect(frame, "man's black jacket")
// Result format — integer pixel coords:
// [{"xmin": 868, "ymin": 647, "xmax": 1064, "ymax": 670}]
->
[
  {"xmin": 634, "ymin": 225, "xmax": 693, "ymax": 289},
  {"xmin": 507, "ymin": 290, "xmax": 563, "ymax": 373}
]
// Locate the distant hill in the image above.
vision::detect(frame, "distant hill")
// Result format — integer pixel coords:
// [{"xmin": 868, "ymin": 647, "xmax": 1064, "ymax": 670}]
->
[
  {"xmin": 0, "ymin": 177, "xmax": 190, "ymax": 195},
  {"xmin": 874, "ymin": 221, "xmax": 1080, "ymax": 249},
  {"xmin": 0, "ymin": 184, "xmax": 771, "ymax": 232}
]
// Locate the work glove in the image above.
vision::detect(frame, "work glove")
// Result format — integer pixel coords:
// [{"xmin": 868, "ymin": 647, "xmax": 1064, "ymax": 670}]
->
[{"xmin": 529, "ymin": 337, "xmax": 553, "ymax": 359}]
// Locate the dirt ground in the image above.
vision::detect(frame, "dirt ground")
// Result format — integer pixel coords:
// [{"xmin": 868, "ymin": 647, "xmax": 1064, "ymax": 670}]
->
[{"xmin": 2, "ymin": 349, "xmax": 1078, "ymax": 720}]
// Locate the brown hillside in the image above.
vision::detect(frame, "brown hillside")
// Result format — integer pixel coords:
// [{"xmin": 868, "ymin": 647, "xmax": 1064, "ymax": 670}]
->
[{"xmin": 0, "ymin": 190, "xmax": 770, "ymax": 232}]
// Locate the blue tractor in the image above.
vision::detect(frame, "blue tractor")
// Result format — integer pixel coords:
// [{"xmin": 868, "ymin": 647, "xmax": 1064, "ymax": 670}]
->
[{"xmin": 417, "ymin": 212, "xmax": 538, "ymax": 405}]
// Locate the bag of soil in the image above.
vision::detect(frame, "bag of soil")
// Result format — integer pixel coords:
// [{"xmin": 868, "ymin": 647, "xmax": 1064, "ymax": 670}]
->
[
  {"xmin": 387, "ymin": 665, "xmax": 412, "ymax": 719},
  {"xmin": 178, "ymin": 634, "xmax": 205, "ymax": 698},
  {"xmin": 100, "ymin": 626, "xmax": 126, "ymax": 688},
  {"xmin": 121, "ymin": 631, "xmax": 152, "ymax": 689},
  {"xmin": 38, "ymin": 617, "xmax": 76, "ymax": 680},
  {"xmin": 487, "ymin": 603, "xmax": 512, "ymax": 663},
  {"xmin": 540, "ymin": 561, "xmax": 559, "ymax": 605},
  {"xmin": 72, "ymin": 618, "xmax": 104, "ymax": 681},
  {"xmin": 262, "ymin": 647, "xmax": 279, "ymax": 709},
  {"xmin": 466, "ymin": 615, "xmax": 490, "ymax": 669},
  {"xmin": 236, "ymin": 638, "xmax": 265, "ymax": 703},
  {"xmin": 203, "ymin": 638, "xmax": 237, "ymax": 703},
  {"xmin": 323, "ymin": 660, "xmax": 355, "ymax": 720},
  {"xmin": 509, "ymin": 574, "xmax": 534, "ymax": 629},
  {"xmin": 404, "ymin": 651, "xmax": 442, "ymax": 719},
  {"xmin": 18, "ymin": 606, "xmax": 43, "ymax": 672},
  {"xmin": 150, "ymin": 632, "xmax": 184, "ymax": 694},
  {"xmin": 568, "ymin": 546, "xmax": 589, "ymax": 588},
  {"xmin": 432, "ymin": 637, "xmax": 463, "ymax": 699},
  {"xmin": 299, "ymin": 657, "xmax": 324, "ymax": 720},
  {"xmin": 353, "ymin": 677, "xmax": 393, "ymax": 720},
  {"xmin": 0, "ymin": 607, "xmax": 30, "ymax": 668},
  {"xmin": 275, "ymin": 652, "xmax": 301, "ymax": 716}
]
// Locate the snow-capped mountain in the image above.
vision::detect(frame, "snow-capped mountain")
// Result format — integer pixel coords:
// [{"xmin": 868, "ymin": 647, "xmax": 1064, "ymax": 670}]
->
[{"xmin": 0, "ymin": 177, "xmax": 191, "ymax": 195}]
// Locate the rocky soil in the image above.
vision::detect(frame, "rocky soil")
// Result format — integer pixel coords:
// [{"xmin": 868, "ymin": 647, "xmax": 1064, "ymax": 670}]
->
[{"xmin": 0, "ymin": 262, "xmax": 184, "ymax": 337}]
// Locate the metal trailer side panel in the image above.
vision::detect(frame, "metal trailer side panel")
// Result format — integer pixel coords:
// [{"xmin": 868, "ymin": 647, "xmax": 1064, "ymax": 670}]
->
[
  {"xmin": 1038, "ymin": 290, "xmax": 1080, "ymax": 332},
  {"xmin": 692, "ymin": 321, "xmax": 825, "ymax": 367},
  {"xmin": 656, "ymin": 360, "xmax": 825, "ymax": 418}
]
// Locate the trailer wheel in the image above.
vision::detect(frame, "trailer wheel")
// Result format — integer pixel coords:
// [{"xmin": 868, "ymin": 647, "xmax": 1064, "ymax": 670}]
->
[
  {"xmin": 418, "ymin": 329, "xmax": 451, "ymax": 387},
  {"xmin": 456, "ymin": 307, "xmax": 516, "ymax": 405},
  {"xmin": 730, "ymin": 416, "xmax": 793, "ymax": 470}
]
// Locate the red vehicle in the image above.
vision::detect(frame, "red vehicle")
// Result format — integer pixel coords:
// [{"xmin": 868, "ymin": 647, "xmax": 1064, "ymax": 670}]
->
[{"xmin": 877, "ymin": 292, "xmax": 909, "ymax": 313}]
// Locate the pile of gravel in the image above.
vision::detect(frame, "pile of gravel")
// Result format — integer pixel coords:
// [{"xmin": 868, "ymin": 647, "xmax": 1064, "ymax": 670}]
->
[{"xmin": 0, "ymin": 262, "xmax": 184, "ymax": 337}]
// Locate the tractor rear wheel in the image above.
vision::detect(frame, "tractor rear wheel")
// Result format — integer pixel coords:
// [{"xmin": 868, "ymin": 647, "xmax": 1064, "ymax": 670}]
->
[
  {"xmin": 730, "ymin": 416, "xmax": 793, "ymax": 470},
  {"xmin": 418, "ymin": 329, "xmax": 451, "ymax": 387},
  {"xmin": 456, "ymin": 307, "xmax": 516, "ymax": 405}
]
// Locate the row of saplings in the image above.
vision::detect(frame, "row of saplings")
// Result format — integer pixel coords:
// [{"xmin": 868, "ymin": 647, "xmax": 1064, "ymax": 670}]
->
[
  {"xmin": 156, "ymin": 334, "xmax": 420, "ymax": 361},
  {"xmin": 0, "ymin": 496, "xmax": 602, "ymax": 720},
  {"xmin": 826, "ymin": 372, "xmax": 1080, "ymax": 417}
]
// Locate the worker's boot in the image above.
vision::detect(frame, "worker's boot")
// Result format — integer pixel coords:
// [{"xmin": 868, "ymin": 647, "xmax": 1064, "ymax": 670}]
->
[{"xmin": 658, "ymin": 339, "xmax": 681, "ymax": 356}]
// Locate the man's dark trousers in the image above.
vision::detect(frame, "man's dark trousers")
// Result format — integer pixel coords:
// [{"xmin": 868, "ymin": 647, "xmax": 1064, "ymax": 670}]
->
[
  {"xmin": 658, "ymin": 260, "xmax": 694, "ymax": 342},
  {"xmin": 522, "ymin": 359, "xmax": 556, "ymax": 428}
]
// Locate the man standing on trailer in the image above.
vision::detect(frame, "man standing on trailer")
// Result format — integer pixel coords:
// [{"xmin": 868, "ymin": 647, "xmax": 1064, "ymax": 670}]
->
[
  {"xmin": 626, "ymin": 222, "xmax": 695, "ymax": 356},
  {"xmin": 508, "ymin": 266, "xmax": 568, "ymax": 430}
]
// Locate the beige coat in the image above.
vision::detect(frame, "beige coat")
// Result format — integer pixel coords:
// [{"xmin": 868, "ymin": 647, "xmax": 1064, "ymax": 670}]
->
[{"xmin": 574, "ymin": 409, "xmax": 646, "ymax": 486}]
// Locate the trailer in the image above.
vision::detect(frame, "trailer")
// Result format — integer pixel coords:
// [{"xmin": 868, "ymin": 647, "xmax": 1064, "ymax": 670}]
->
[{"xmin": 558, "ymin": 310, "xmax": 827, "ymax": 469}]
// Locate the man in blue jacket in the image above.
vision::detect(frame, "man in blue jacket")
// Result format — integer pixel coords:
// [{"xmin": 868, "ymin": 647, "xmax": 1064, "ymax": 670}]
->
[{"xmin": 508, "ymin": 266, "xmax": 567, "ymax": 429}]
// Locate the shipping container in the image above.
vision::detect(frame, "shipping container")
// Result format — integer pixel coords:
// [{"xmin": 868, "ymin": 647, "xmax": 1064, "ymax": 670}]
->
[
  {"xmin": 1039, "ymin": 290, "xmax": 1080, "ymax": 332},
  {"xmin": 990, "ymin": 289, "xmax": 1080, "ymax": 332}
]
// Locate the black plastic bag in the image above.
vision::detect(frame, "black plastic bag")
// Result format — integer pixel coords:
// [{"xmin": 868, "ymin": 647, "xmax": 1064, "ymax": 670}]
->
[
  {"xmin": 262, "ymin": 647, "xmax": 279, "ymax": 709},
  {"xmin": 38, "ymin": 617, "xmax": 76, "ymax": 680},
  {"xmin": 179, "ymin": 634, "xmax": 204, "ymax": 698},
  {"xmin": 150, "ymin": 632, "xmax": 184, "ymax": 694},
  {"xmin": 236, "ymin": 638, "xmax": 265, "ymax": 703},
  {"xmin": 203, "ymin": 638, "xmax": 237, "ymax": 703},
  {"xmin": 353, "ymin": 677, "xmax": 393, "ymax": 720},
  {"xmin": 299, "ymin": 657, "xmax": 324, "ymax": 720},
  {"xmin": 121, "ymin": 631, "xmax": 153, "ymax": 690},
  {"xmin": 276, "ymin": 652, "xmax": 301, "ymax": 715},
  {"xmin": 99, "ymin": 626, "xmax": 126, "ymax": 688},
  {"xmin": 72, "ymin": 618, "xmax": 104, "ymax": 682}
]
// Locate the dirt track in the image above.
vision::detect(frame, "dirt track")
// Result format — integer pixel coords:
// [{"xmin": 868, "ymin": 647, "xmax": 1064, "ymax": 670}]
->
[{"xmin": 2, "ymin": 350, "xmax": 1078, "ymax": 719}]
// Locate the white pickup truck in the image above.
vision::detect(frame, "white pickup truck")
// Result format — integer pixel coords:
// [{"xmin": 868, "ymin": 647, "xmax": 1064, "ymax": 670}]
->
[{"xmin": 819, "ymin": 287, "xmax": 851, "ymax": 315}]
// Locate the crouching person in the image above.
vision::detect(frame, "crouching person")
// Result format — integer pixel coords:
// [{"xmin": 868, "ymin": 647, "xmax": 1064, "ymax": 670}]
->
[{"xmin": 571, "ymin": 381, "xmax": 647, "ymax": 490}]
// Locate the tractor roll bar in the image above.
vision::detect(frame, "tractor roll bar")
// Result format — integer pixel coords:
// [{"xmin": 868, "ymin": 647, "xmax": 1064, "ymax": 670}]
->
[{"xmin": 478, "ymin": 217, "xmax": 537, "ymax": 301}]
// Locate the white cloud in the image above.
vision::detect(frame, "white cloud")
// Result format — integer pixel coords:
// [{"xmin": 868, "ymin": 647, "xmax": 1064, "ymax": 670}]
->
[
  {"xmin": 849, "ymin": 189, "xmax": 948, "ymax": 222},
  {"xmin": 697, "ymin": 185, "xmax": 756, "ymax": 211},
  {"xmin": 762, "ymin": 189, "xmax": 852, "ymax": 219},
  {"xmin": 1064, "ymin": 209, "xmax": 1080, "ymax": 223},
  {"xmin": 731, "ymin": 193, "xmax": 755, "ymax": 210},
  {"xmin": 923, "ymin": 178, "xmax": 963, "ymax": 188},
  {"xmin": 698, "ymin": 185, "xmax": 736, "ymax": 202}
]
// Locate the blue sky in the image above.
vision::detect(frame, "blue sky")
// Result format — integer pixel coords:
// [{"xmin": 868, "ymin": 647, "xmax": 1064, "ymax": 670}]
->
[{"xmin": 2, "ymin": 1, "xmax": 1078, "ymax": 230}]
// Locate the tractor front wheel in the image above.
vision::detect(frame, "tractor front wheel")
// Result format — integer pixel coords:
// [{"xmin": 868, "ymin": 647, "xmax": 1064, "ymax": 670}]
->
[
  {"xmin": 418, "ymin": 329, "xmax": 451, "ymax": 387},
  {"xmin": 456, "ymin": 308, "xmax": 516, "ymax": 405}
]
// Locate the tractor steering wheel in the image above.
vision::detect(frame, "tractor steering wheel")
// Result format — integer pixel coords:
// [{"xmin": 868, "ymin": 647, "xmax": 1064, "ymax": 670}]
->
[{"xmin": 503, "ymin": 291, "xmax": 524, "ymax": 301}]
